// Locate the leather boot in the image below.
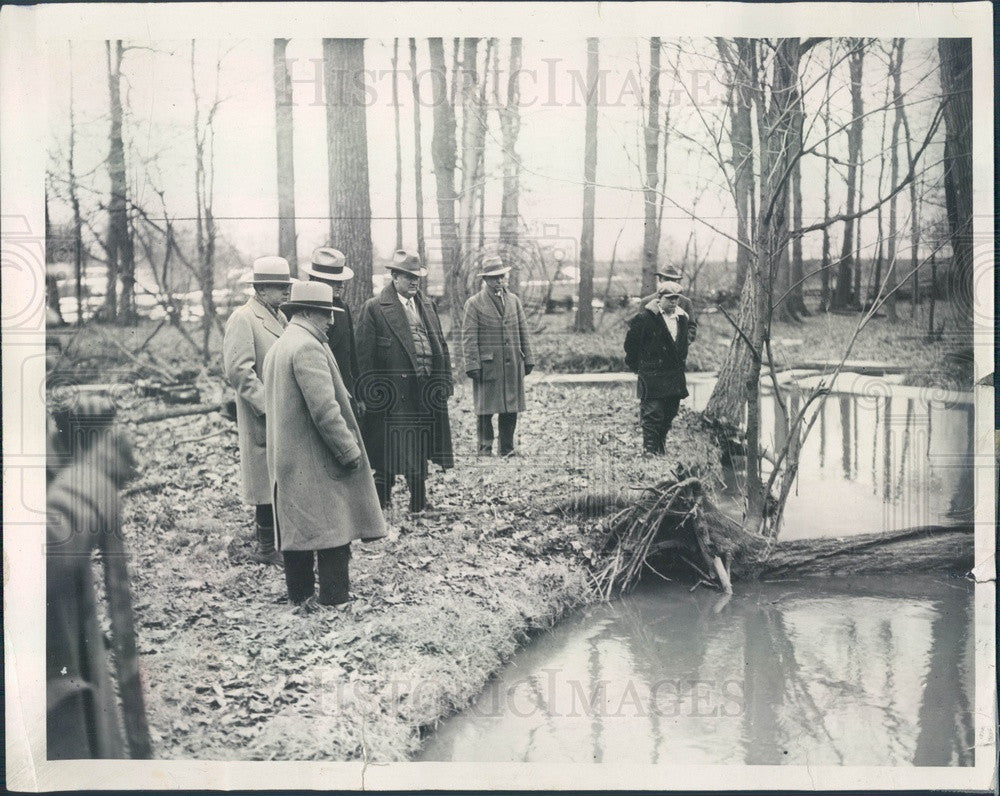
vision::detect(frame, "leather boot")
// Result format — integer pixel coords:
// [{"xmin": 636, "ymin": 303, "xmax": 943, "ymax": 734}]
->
[
  {"xmin": 254, "ymin": 522, "xmax": 283, "ymax": 566},
  {"xmin": 317, "ymin": 545, "xmax": 351, "ymax": 606}
]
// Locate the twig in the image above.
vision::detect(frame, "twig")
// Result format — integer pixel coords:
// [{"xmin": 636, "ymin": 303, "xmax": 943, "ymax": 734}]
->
[{"xmin": 168, "ymin": 426, "xmax": 232, "ymax": 448}]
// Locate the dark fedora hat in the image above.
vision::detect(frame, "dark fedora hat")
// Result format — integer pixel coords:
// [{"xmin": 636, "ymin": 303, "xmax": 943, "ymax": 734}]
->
[
  {"xmin": 655, "ymin": 264, "xmax": 685, "ymax": 281},
  {"xmin": 386, "ymin": 248, "xmax": 428, "ymax": 278},
  {"xmin": 280, "ymin": 281, "xmax": 335, "ymax": 313},
  {"xmin": 303, "ymin": 247, "xmax": 355, "ymax": 282}
]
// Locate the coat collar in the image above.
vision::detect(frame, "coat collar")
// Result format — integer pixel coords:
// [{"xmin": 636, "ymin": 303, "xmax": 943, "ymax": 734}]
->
[
  {"xmin": 480, "ymin": 284, "xmax": 508, "ymax": 317},
  {"xmin": 289, "ymin": 314, "xmax": 329, "ymax": 346},
  {"xmin": 377, "ymin": 282, "xmax": 420, "ymax": 368},
  {"xmin": 250, "ymin": 294, "xmax": 286, "ymax": 337}
]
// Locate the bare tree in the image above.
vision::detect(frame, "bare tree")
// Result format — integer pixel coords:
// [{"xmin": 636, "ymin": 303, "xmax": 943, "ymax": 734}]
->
[
  {"xmin": 884, "ymin": 38, "xmax": 905, "ymax": 321},
  {"xmin": 640, "ymin": 37, "xmax": 662, "ymax": 297},
  {"xmin": 575, "ymin": 37, "xmax": 599, "ymax": 333},
  {"xmin": 495, "ymin": 37, "xmax": 522, "ymax": 291},
  {"xmin": 428, "ymin": 37, "xmax": 461, "ymax": 307},
  {"xmin": 458, "ymin": 37, "xmax": 489, "ymax": 302},
  {"xmin": 819, "ymin": 42, "xmax": 835, "ymax": 312},
  {"xmin": 102, "ymin": 39, "xmax": 137, "ymax": 324},
  {"xmin": 392, "ymin": 38, "xmax": 403, "ymax": 250},
  {"xmin": 937, "ymin": 38, "xmax": 973, "ymax": 321},
  {"xmin": 323, "ymin": 38, "xmax": 374, "ymax": 309},
  {"xmin": 409, "ymin": 38, "xmax": 427, "ymax": 269},
  {"xmin": 190, "ymin": 40, "xmax": 222, "ymax": 362},
  {"xmin": 832, "ymin": 40, "xmax": 865, "ymax": 310},
  {"xmin": 273, "ymin": 39, "xmax": 297, "ymax": 274},
  {"xmin": 67, "ymin": 42, "xmax": 85, "ymax": 325}
]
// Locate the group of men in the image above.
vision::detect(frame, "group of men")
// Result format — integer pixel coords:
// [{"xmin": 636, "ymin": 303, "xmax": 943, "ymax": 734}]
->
[{"xmin": 222, "ymin": 247, "xmax": 534, "ymax": 610}]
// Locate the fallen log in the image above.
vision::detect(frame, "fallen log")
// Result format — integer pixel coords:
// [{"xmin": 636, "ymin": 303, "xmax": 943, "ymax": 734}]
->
[
  {"xmin": 742, "ymin": 523, "xmax": 974, "ymax": 580},
  {"xmin": 133, "ymin": 402, "xmax": 229, "ymax": 425}
]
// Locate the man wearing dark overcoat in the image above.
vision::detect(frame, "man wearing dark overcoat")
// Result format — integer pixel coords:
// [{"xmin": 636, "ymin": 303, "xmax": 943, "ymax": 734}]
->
[
  {"xmin": 639, "ymin": 263, "xmax": 698, "ymax": 342},
  {"xmin": 356, "ymin": 249, "xmax": 455, "ymax": 513},
  {"xmin": 263, "ymin": 281, "xmax": 386, "ymax": 610},
  {"xmin": 461, "ymin": 254, "xmax": 534, "ymax": 456},
  {"xmin": 624, "ymin": 281, "xmax": 691, "ymax": 454},
  {"xmin": 302, "ymin": 247, "xmax": 362, "ymax": 416},
  {"xmin": 222, "ymin": 256, "xmax": 291, "ymax": 564}
]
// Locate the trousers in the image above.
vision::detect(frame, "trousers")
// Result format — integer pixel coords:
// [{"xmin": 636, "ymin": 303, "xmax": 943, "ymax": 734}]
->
[
  {"xmin": 375, "ymin": 471, "xmax": 428, "ymax": 512},
  {"xmin": 477, "ymin": 413, "xmax": 517, "ymax": 455},
  {"xmin": 640, "ymin": 396, "xmax": 681, "ymax": 454},
  {"xmin": 254, "ymin": 504, "xmax": 276, "ymax": 553},
  {"xmin": 282, "ymin": 544, "xmax": 351, "ymax": 605}
]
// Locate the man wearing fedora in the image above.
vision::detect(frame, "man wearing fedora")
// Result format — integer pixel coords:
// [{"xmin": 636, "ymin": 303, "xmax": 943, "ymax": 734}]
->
[
  {"xmin": 624, "ymin": 281, "xmax": 691, "ymax": 454},
  {"xmin": 356, "ymin": 249, "xmax": 454, "ymax": 513},
  {"xmin": 263, "ymin": 281, "xmax": 386, "ymax": 610},
  {"xmin": 302, "ymin": 247, "xmax": 362, "ymax": 415},
  {"xmin": 222, "ymin": 256, "xmax": 291, "ymax": 565},
  {"xmin": 639, "ymin": 264, "xmax": 698, "ymax": 342},
  {"xmin": 461, "ymin": 254, "xmax": 534, "ymax": 456}
]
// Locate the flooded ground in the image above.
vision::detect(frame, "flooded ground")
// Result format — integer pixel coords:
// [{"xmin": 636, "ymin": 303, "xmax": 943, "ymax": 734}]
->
[
  {"xmin": 419, "ymin": 576, "xmax": 974, "ymax": 765},
  {"xmin": 420, "ymin": 380, "xmax": 977, "ymax": 765}
]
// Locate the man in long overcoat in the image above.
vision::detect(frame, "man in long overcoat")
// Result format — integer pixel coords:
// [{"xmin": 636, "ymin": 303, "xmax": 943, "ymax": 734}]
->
[
  {"xmin": 222, "ymin": 256, "xmax": 291, "ymax": 564},
  {"xmin": 263, "ymin": 281, "xmax": 386, "ymax": 609},
  {"xmin": 461, "ymin": 254, "xmax": 534, "ymax": 456},
  {"xmin": 303, "ymin": 247, "xmax": 362, "ymax": 416},
  {"xmin": 356, "ymin": 249, "xmax": 454, "ymax": 513},
  {"xmin": 624, "ymin": 281, "xmax": 691, "ymax": 454},
  {"xmin": 639, "ymin": 263, "xmax": 698, "ymax": 342}
]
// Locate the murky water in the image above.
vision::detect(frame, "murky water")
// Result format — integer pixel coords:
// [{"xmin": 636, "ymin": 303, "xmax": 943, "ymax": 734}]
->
[
  {"xmin": 420, "ymin": 382, "xmax": 976, "ymax": 765},
  {"xmin": 419, "ymin": 576, "xmax": 975, "ymax": 765}
]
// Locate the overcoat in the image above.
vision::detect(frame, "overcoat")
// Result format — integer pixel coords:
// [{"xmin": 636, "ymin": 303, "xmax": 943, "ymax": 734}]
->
[
  {"xmin": 355, "ymin": 283, "xmax": 455, "ymax": 474},
  {"xmin": 222, "ymin": 295, "xmax": 286, "ymax": 504},
  {"xmin": 326, "ymin": 297, "xmax": 360, "ymax": 396},
  {"xmin": 624, "ymin": 301, "xmax": 690, "ymax": 399},
  {"xmin": 262, "ymin": 316, "xmax": 386, "ymax": 552},
  {"xmin": 461, "ymin": 286, "xmax": 534, "ymax": 415}
]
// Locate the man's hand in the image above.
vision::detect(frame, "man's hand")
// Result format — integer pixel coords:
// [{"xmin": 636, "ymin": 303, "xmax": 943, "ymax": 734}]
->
[
  {"xmin": 466, "ymin": 369, "xmax": 481, "ymax": 382},
  {"xmin": 524, "ymin": 364, "xmax": 534, "ymax": 376},
  {"xmin": 355, "ymin": 400, "xmax": 366, "ymax": 419},
  {"xmin": 342, "ymin": 455, "xmax": 361, "ymax": 471}
]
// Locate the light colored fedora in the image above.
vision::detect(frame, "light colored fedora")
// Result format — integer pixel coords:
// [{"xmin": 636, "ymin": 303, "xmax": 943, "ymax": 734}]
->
[
  {"xmin": 655, "ymin": 264, "xmax": 685, "ymax": 281},
  {"xmin": 386, "ymin": 248, "xmax": 428, "ymax": 278},
  {"xmin": 241, "ymin": 255, "xmax": 293, "ymax": 285},
  {"xmin": 478, "ymin": 254, "xmax": 512, "ymax": 278},
  {"xmin": 657, "ymin": 280, "xmax": 684, "ymax": 297},
  {"xmin": 280, "ymin": 280, "xmax": 335, "ymax": 313},
  {"xmin": 302, "ymin": 247, "xmax": 355, "ymax": 282}
]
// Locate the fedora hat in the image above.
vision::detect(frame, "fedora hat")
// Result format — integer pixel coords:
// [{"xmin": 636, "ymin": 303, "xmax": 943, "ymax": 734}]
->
[
  {"xmin": 386, "ymin": 248, "xmax": 428, "ymax": 278},
  {"xmin": 303, "ymin": 247, "xmax": 355, "ymax": 282},
  {"xmin": 280, "ymin": 280, "xmax": 335, "ymax": 313},
  {"xmin": 655, "ymin": 264, "xmax": 684, "ymax": 281},
  {"xmin": 657, "ymin": 280, "xmax": 684, "ymax": 297},
  {"xmin": 241, "ymin": 256, "xmax": 293, "ymax": 285},
  {"xmin": 478, "ymin": 254, "xmax": 512, "ymax": 278}
]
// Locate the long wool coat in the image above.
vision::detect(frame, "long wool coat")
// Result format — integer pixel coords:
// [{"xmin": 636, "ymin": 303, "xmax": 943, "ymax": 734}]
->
[
  {"xmin": 624, "ymin": 301, "xmax": 690, "ymax": 399},
  {"xmin": 263, "ymin": 316, "xmax": 386, "ymax": 551},
  {"xmin": 222, "ymin": 295, "xmax": 286, "ymax": 505},
  {"xmin": 326, "ymin": 297, "xmax": 359, "ymax": 396},
  {"xmin": 461, "ymin": 286, "xmax": 534, "ymax": 415},
  {"xmin": 356, "ymin": 283, "xmax": 455, "ymax": 475}
]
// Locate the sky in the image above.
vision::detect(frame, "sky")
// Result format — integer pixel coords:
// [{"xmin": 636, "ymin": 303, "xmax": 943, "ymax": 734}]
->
[{"xmin": 45, "ymin": 36, "xmax": 947, "ymax": 277}]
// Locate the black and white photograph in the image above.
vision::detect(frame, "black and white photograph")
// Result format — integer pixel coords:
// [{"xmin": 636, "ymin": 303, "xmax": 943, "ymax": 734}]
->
[{"xmin": 2, "ymin": 1, "xmax": 995, "ymax": 791}]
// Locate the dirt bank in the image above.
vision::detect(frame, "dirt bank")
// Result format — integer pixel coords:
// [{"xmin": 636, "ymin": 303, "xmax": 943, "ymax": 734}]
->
[{"xmin": 119, "ymin": 380, "xmax": 720, "ymax": 760}]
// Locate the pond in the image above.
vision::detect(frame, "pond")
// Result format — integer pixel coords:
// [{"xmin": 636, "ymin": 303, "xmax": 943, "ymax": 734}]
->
[{"xmin": 419, "ymin": 380, "xmax": 976, "ymax": 765}]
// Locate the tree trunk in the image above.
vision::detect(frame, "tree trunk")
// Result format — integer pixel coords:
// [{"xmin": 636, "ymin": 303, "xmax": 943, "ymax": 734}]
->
[
  {"xmin": 103, "ymin": 40, "xmax": 123, "ymax": 322},
  {"xmin": 273, "ymin": 39, "xmax": 298, "ymax": 274},
  {"xmin": 409, "ymin": 39, "xmax": 427, "ymax": 272},
  {"xmin": 191, "ymin": 41, "xmax": 218, "ymax": 364},
  {"xmin": 575, "ymin": 38, "xmax": 598, "ymax": 333},
  {"xmin": 323, "ymin": 38, "xmax": 374, "ymax": 311},
  {"xmin": 428, "ymin": 38, "xmax": 461, "ymax": 309},
  {"xmin": 68, "ymin": 42, "xmax": 85, "ymax": 326},
  {"xmin": 640, "ymin": 37, "xmax": 661, "ymax": 297},
  {"xmin": 458, "ymin": 37, "xmax": 487, "ymax": 306},
  {"xmin": 820, "ymin": 43, "xmax": 833, "ymax": 313},
  {"xmin": 497, "ymin": 38, "xmax": 522, "ymax": 293},
  {"xmin": 884, "ymin": 38, "xmax": 904, "ymax": 322},
  {"xmin": 937, "ymin": 38, "xmax": 973, "ymax": 323},
  {"xmin": 788, "ymin": 73, "xmax": 808, "ymax": 317},
  {"xmin": 392, "ymin": 38, "xmax": 403, "ymax": 250},
  {"xmin": 832, "ymin": 41, "xmax": 865, "ymax": 310}
]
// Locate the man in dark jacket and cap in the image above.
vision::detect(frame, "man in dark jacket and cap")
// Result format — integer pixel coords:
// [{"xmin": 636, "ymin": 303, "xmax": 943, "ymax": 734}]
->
[
  {"xmin": 624, "ymin": 281, "xmax": 691, "ymax": 454},
  {"xmin": 302, "ymin": 246, "xmax": 363, "ymax": 419},
  {"xmin": 356, "ymin": 249, "xmax": 455, "ymax": 513},
  {"xmin": 638, "ymin": 263, "xmax": 698, "ymax": 342}
]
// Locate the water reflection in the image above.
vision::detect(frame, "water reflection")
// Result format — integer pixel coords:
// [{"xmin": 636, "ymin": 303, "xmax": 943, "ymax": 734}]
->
[
  {"xmin": 718, "ymin": 389, "xmax": 974, "ymax": 540},
  {"xmin": 419, "ymin": 577, "xmax": 974, "ymax": 766}
]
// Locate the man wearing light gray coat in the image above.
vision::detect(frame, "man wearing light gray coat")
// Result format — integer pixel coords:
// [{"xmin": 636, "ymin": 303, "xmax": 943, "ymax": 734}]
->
[
  {"xmin": 462, "ymin": 254, "xmax": 534, "ymax": 456},
  {"xmin": 222, "ymin": 256, "xmax": 291, "ymax": 565},
  {"xmin": 263, "ymin": 281, "xmax": 386, "ymax": 610}
]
